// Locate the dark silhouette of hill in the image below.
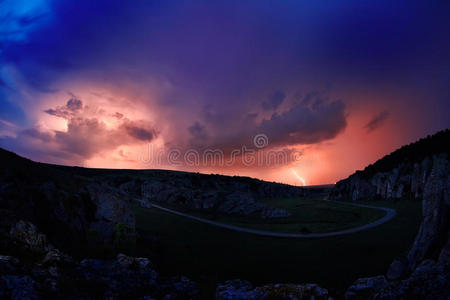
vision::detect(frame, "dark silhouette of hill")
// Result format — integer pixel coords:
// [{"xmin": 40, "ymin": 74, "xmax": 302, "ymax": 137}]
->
[{"xmin": 357, "ymin": 129, "xmax": 450, "ymax": 179}]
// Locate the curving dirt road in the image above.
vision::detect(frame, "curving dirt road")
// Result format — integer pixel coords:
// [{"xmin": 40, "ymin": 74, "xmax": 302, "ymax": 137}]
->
[{"xmin": 149, "ymin": 201, "xmax": 396, "ymax": 238}]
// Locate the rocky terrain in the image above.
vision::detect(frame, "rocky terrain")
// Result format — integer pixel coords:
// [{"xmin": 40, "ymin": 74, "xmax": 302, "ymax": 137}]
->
[
  {"xmin": 0, "ymin": 147, "xmax": 316, "ymax": 299},
  {"xmin": 330, "ymin": 130, "xmax": 450, "ymax": 299},
  {"xmin": 1, "ymin": 130, "xmax": 449, "ymax": 299},
  {"xmin": 138, "ymin": 178, "xmax": 298, "ymax": 219},
  {"xmin": 58, "ymin": 165, "xmax": 306, "ymax": 219},
  {"xmin": 0, "ymin": 149, "xmax": 136, "ymax": 255},
  {"xmin": 330, "ymin": 130, "xmax": 450, "ymax": 202}
]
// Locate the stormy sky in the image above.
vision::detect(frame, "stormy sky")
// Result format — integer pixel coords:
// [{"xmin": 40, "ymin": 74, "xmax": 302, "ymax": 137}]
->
[{"xmin": 1, "ymin": 0, "xmax": 449, "ymax": 185}]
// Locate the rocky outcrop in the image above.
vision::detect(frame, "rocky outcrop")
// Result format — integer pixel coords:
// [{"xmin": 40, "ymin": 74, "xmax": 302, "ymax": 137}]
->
[
  {"xmin": 345, "ymin": 276, "xmax": 389, "ymax": 300},
  {"xmin": 216, "ymin": 279, "xmax": 330, "ymax": 300},
  {"xmin": 140, "ymin": 178, "xmax": 295, "ymax": 219},
  {"xmin": 406, "ymin": 154, "xmax": 450, "ymax": 270},
  {"xmin": 330, "ymin": 130, "xmax": 450, "ymax": 202},
  {"xmin": 343, "ymin": 153, "xmax": 450, "ymax": 299},
  {"xmin": 330, "ymin": 153, "xmax": 450, "ymax": 205},
  {"xmin": 330, "ymin": 155, "xmax": 438, "ymax": 202},
  {"xmin": 0, "ymin": 248, "xmax": 199, "ymax": 299},
  {"xmin": 86, "ymin": 183, "xmax": 136, "ymax": 245},
  {"xmin": 9, "ymin": 220, "xmax": 53, "ymax": 254}
]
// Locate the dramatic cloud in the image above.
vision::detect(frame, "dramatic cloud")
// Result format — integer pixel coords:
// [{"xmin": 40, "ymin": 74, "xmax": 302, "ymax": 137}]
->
[
  {"xmin": 121, "ymin": 120, "xmax": 157, "ymax": 142},
  {"xmin": 365, "ymin": 111, "xmax": 390, "ymax": 133},
  {"xmin": 44, "ymin": 98, "xmax": 83, "ymax": 119},
  {"xmin": 0, "ymin": 1, "xmax": 449, "ymax": 184},
  {"xmin": 260, "ymin": 99, "xmax": 347, "ymax": 146},
  {"xmin": 1, "ymin": 97, "xmax": 159, "ymax": 163},
  {"xmin": 262, "ymin": 90, "xmax": 285, "ymax": 111}
]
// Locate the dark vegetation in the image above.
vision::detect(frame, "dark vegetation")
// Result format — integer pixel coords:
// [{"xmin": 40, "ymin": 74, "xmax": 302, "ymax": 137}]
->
[
  {"xmin": 357, "ymin": 129, "xmax": 450, "ymax": 179},
  {"xmin": 133, "ymin": 199, "xmax": 422, "ymax": 296},
  {"xmin": 0, "ymin": 148, "xmax": 97, "ymax": 254}
]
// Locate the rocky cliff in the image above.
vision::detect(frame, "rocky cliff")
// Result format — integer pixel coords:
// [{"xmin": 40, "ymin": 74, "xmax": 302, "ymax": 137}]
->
[
  {"xmin": 331, "ymin": 130, "xmax": 450, "ymax": 299},
  {"xmin": 344, "ymin": 153, "xmax": 450, "ymax": 299},
  {"xmin": 138, "ymin": 175, "xmax": 302, "ymax": 218},
  {"xmin": 330, "ymin": 130, "xmax": 450, "ymax": 202}
]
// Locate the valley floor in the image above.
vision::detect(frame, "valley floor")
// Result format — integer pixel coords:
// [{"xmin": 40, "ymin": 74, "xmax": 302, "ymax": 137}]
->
[
  {"xmin": 133, "ymin": 197, "xmax": 422, "ymax": 297},
  {"xmin": 148, "ymin": 200, "xmax": 396, "ymax": 238}
]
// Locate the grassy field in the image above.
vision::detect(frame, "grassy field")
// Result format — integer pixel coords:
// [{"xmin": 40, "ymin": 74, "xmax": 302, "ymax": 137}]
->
[
  {"xmin": 133, "ymin": 198, "xmax": 422, "ymax": 298},
  {"xmin": 180, "ymin": 196, "xmax": 386, "ymax": 234}
]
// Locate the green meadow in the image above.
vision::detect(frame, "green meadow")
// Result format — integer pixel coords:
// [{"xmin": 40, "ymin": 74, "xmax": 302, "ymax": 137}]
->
[{"xmin": 133, "ymin": 197, "xmax": 422, "ymax": 297}]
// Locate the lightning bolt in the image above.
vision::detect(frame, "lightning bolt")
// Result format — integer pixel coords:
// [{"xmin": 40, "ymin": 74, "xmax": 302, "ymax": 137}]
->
[{"xmin": 290, "ymin": 168, "xmax": 306, "ymax": 186}]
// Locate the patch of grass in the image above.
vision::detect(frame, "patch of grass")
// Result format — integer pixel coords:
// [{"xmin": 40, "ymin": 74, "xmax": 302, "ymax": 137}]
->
[
  {"xmin": 133, "ymin": 197, "xmax": 422, "ymax": 297},
  {"xmin": 188, "ymin": 197, "xmax": 386, "ymax": 233}
]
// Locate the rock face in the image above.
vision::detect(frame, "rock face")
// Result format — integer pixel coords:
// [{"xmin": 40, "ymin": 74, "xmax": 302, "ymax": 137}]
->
[
  {"xmin": 330, "ymin": 156, "xmax": 436, "ymax": 202},
  {"xmin": 330, "ymin": 130, "xmax": 450, "ymax": 202},
  {"xmin": 139, "ymin": 175, "xmax": 302, "ymax": 219},
  {"xmin": 86, "ymin": 184, "xmax": 136, "ymax": 245},
  {"xmin": 0, "ymin": 249, "xmax": 199, "ymax": 299},
  {"xmin": 216, "ymin": 279, "xmax": 330, "ymax": 300},
  {"xmin": 406, "ymin": 154, "xmax": 450, "ymax": 270},
  {"xmin": 343, "ymin": 153, "xmax": 450, "ymax": 299}
]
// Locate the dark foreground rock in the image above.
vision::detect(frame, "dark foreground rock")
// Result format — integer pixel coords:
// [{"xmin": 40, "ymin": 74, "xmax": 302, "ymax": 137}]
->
[
  {"xmin": 216, "ymin": 279, "xmax": 330, "ymax": 300},
  {"xmin": 0, "ymin": 148, "xmax": 136, "ymax": 254},
  {"xmin": 341, "ymin": 133, "xmax": 450, "ymax": 300},
  {"xmin": 0, "ymin": 250, "xmax": 199, "ymax": 299}
]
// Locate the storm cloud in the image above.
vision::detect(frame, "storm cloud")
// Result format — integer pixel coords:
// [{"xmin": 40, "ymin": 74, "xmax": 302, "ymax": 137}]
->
[
  {"xmin": 365, "ymin": 111, "xmax": 390, "ymax": 132},
  {"xmin": 0, "ymin": 1, "xmax": 449, "ymax": 183},
  {"xmin": 1, "ymin": 97, "xmax": 159, "ymax": 163},
  {"xmin": 262, "ymin": 90, "xmax": 285, "ymax": 111},
  {"xmin": 260, "ymin": 99, "xmax": 347, "ymax": 146}
]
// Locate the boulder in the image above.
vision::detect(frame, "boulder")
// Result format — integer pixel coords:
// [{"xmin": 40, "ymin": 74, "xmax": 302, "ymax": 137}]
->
[
  {"xmin": 9, "ymin": 220, "xmax": 53, "ymax": 254},
  {"xmin": 374, "ymin": 259, "xmax": 449, "ymax": 300},
  {"xmin": 216, "ymin": 280, "xmax": 330, "ymax": 300},
  {"xmin": 42, "ymin": 249, "xmax": 73, "ymax": 266},
  {"xmin": 87, "ymin": 184, "xmax": 136, "ymax": 243},
  {"xmin": 216, "ymin": 279, "xmax": 264, "ymax": 300},
  {"xmin": 117, "ymin": 253, "xmax": 153, "ymax": 270},
  {"xmin": 386, "ymin": 258, "xmax": 408, "ymax": 280},
  {"xmin": 345, "ymin": 276, "xmax": 388, "ymax": 300}
]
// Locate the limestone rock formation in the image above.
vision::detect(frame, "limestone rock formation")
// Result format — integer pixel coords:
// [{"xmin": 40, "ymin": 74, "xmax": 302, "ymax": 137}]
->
[
  {"xmin": 86, "ymin": 183, "xmax": 136, "ymax": 244},
  {"xmin": 140, "ymin": 177, "xmax": 295, "ymax": 219},
  {"xmin": 343, "ymin": 153, "xmax": 450, "ymax": 299},
  {"xmin": 330, "ymin": 130, "xmax": 450, "ymax": 202}
]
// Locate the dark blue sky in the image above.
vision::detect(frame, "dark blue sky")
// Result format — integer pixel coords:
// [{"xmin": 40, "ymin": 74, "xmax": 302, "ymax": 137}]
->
[{"xmin": 0, "ymin": 0, "xmax": 449, "ymax": 184}]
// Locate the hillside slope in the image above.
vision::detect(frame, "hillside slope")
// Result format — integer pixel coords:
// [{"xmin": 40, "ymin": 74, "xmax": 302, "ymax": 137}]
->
[
  {"xmin": 329, "ymin": 129, "xmax": 450, "ymax": 299},
  {"xmin": 330, "ymin": 129, "xmax": 450, "ymax": 201}
]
